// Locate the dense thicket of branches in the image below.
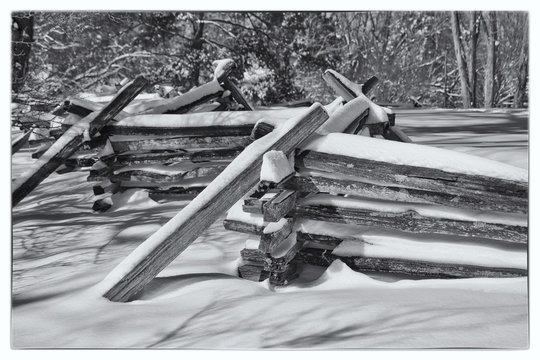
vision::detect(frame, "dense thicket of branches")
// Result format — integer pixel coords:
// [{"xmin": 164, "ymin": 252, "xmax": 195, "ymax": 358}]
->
[{"xmin": 12, "ymin": 11, "xmax": 528, "ymax": 110}]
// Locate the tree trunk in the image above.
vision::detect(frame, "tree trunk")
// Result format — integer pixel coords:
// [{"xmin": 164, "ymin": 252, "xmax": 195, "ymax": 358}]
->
[
  {"xmin": 450, "ymin": 12, "xmax": 471, "ymax": 108},
  {"xmin": 514, "ymin": 14, "xmax": 528, "ymax": 108},
  {"xmin": 468, "ymin": 12, "xmax": 479, "ymax": 107},
  {"xmin": 189, "ymin": 12, "xmax": 205, "ymax": 87},
  {"xmin": 12, "ymin": 12, "xmax": 34, "ymax": 93},
  {"xmin": 483, "ymin": 11, "xmax": 497, "ymax": 108}
]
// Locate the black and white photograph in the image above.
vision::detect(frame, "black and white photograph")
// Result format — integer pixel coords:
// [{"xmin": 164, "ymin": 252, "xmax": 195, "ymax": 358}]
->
[{"xmin": 10, "ymin": 8, "xmax": 529, "ymax": 350}]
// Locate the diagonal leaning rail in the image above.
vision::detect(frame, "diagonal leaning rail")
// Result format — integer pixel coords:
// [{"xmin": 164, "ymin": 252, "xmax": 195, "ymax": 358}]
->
[
  {"xmin": 12, "ymin": 76, "xmax": 147, "ymax": 207},
  {"xmin": 99, "ymin": 103, "xmax": 329, "ymax": 302}
]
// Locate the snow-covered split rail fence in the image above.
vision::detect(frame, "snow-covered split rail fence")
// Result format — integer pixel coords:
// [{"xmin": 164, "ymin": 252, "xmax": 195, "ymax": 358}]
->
[
  {"xmin": 290, "ymin": 136, "xmax": 527, "ymax": 214},
  {"xmin": 225, "ymin": 133, "xmax": 527, "ymax": 282},
  {"xmin": 87, "ymin": 108, "xmax": 307, "ymax": 210},
  {"xmin": 323, "ymin": 69, "xmax": 412, "ymax": 142},
  {"xmin": 99, "ymin": 104, "xmax": 329, "ymax": 302},
  {"xmin": 12, "ymin": 76, "xmax": 148, "ymax": 207}
]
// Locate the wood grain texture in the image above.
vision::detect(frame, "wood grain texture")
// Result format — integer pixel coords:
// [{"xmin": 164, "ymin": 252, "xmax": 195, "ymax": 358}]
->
[
  {"xmin": 147, "ymin": 189, "xmax": 202, "ymax": 202},
  {"xmin": 297, "ymin": 245, "xmax": 527, "ymax": 278},
  {"xmin": 106, "ymin": 148, "xmax": 241, "ymax": 166},
  {"xmin": 259, "ymin": 217, "xmax": 294, "ymax": 253},
  {"xmin": 281, "ymin": 172, "xmax": 525, "ymax": 214},
  {"xmin": 241, "ymin": 241, "xmax": 304, "ymax": 273},
  {"xmin": 102, "ymin": 104, "xmax": 328, "ymax": 302},
  {"xmin": 110, "ymin": 164, "xmax": 227, "ymax": 183},
  {"xmin": 295, "ymin": 203, "xmax": 527, "ymax": 244},
  {"xmin": 101, "ymin": 124, "xmax": 254, "ymax": 137},
  {"xmin": 295, "ymin": 150, "xmax": 528, "ymax": 213},
  {"xmin": 262, "ymin": 190, "xmax": 297, "ymax": 222},
  {"xmin": 238, "ymin": 264, "xmax": 269, "ymax": 282},
  {"xmin": 109, "ymin": 135, "xmax": 252, "ymax": 153},
  {"xmin": 223, "ymin": 219, "xmax": 265, "ymax": 235}
]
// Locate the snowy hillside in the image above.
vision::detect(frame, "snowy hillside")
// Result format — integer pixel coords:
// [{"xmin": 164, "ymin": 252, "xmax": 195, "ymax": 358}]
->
[{"xmin": 11, "ymin": 108, "xmax": 528, "ymax": 349}]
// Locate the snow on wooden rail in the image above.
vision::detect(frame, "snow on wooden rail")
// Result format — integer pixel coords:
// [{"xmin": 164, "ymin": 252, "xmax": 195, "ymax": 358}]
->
[
  {"xmin": 98, "ymin": 103, "xmax": 329, "ymax": 302},
  {"xmin": 88, "ymin": 108, "xmax": 310, "ymax": 209},
  {"xmin": 323, "ymin": 69, "xmax": 412, "ymax": 142},
  {"xmin": 224, "ymin": 132, "xmax": 527, "ymax": 283},
  {"xmin": 12, "ymin": 76, "xmax": 148, "ymax": 207}
]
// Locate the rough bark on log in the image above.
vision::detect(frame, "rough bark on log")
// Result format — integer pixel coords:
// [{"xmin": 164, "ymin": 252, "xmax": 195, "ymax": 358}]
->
[
  {"xmin": 240, "ymin": 248, "xmax": 267, "ymax": 265},
  {"xmin": 101, "ymin": 124, "xmax": 254, "ymax": 137},
  {"xmin": 109, "ymin": 148, "xmax": 242, "ymax": 166},
  {"xmin": 12, "ymin": 77, "xmax": 147, "ymax": 207},
  {"xmin": 110, "ymin": 164, "xmax": 227, "ymax": 183},
  {"xmin": 223, "ymin": 219, "xmax": 265, "ymax": 235},
  {"xmin": 148, "ymin": 189, "xmax": 203, "ymax": 202},
  {"xmin": 295, "ymin": 150, "xmax": 527, "ymax": 213},
  {"xmin": 281, "ymin": 172, "xmax": 525, "ymax": 214},
  {"xmin": 296, "ymin": 232, "xmax": 343, "ymax": 250},
  {"xmin": 109, "ymin": 135, "xmax": 252, "ymax": 153},
  {"xmin": 297, "ymin": 246, "xmax": 527, "ymax": 278},
  {"xmin": 295, "ymin": 204, "xmax": 527, "ymax": 244},
  {"xmin": 238, "ymin": 264, "xmax": 269, "ymax": 282},
  {"xmin": 101, "ymin": 104, "xmax": 329, "ymax": 302}
]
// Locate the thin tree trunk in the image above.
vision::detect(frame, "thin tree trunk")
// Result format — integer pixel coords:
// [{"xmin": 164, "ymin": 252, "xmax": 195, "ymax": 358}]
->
[
  {"xmin": 189, "ymin": 12, "xmax": 205, "ymax": 87},
  {"xmin": 451, "ymin": 12, "xmax": 471, "ymax": 108},
  {"xmin": 12, "ymin": 12, "xmax": 34, "ymax": 93},
  {"xmin": 514, "ymin": 14, "xmax": 528, "ymax": 108},
  {"xmin": 468, "ymin": 12, "xmax": 479, "ymax": 107},
  {"xmin": 443, "ymin": 49, "xmax": 448, "ymax": 108},
  {"xmin": 483, "ymin": 11, "xmax": 497, "ymax": 108}
]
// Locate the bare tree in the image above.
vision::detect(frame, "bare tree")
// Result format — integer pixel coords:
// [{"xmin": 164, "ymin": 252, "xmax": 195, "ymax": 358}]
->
[
  {"xmin": 468, "ymin": 12, "xmax": 480, "ymax": 107},
  {"xmin": 482, "ymin": 11, "xmax": 498, "ymax": 108},
  {"xmin": 12, "ymin": 12, "xmax": 34, "ymax": 93},
  {"xmin": 450, "ymin": 12, "xmax": 471, "ymax": 108},
  {"xmin": 514, "ymin": 13, "xmax": 528, "ymax": 108}
]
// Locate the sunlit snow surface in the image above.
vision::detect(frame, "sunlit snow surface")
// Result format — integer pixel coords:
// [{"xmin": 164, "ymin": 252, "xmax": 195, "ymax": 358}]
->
[{"xmin": 11, "ymin": 109, "xmax": 528, "ymax": 349}]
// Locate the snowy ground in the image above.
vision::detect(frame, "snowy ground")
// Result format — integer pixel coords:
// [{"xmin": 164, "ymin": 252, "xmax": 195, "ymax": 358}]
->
[{"xmin": 11, "ymin": 108, "xmax": 529, "ymax": 349}]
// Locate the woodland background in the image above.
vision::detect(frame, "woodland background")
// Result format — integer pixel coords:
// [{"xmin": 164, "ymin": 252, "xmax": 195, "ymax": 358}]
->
[{"xmin": 11, "ymin": 11, "xmax": 529, "ymax": 113}]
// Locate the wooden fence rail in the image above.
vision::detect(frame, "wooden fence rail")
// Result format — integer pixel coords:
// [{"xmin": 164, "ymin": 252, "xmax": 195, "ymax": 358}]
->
[{"xmin": 12, "ymin": 76, "xmax": 148, "ymax": 207}]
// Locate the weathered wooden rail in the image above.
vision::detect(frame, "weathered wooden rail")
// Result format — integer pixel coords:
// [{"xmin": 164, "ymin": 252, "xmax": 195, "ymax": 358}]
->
[{"xmin": 223, "ymin": 134, "xmax": 527, "ymax": 284}]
